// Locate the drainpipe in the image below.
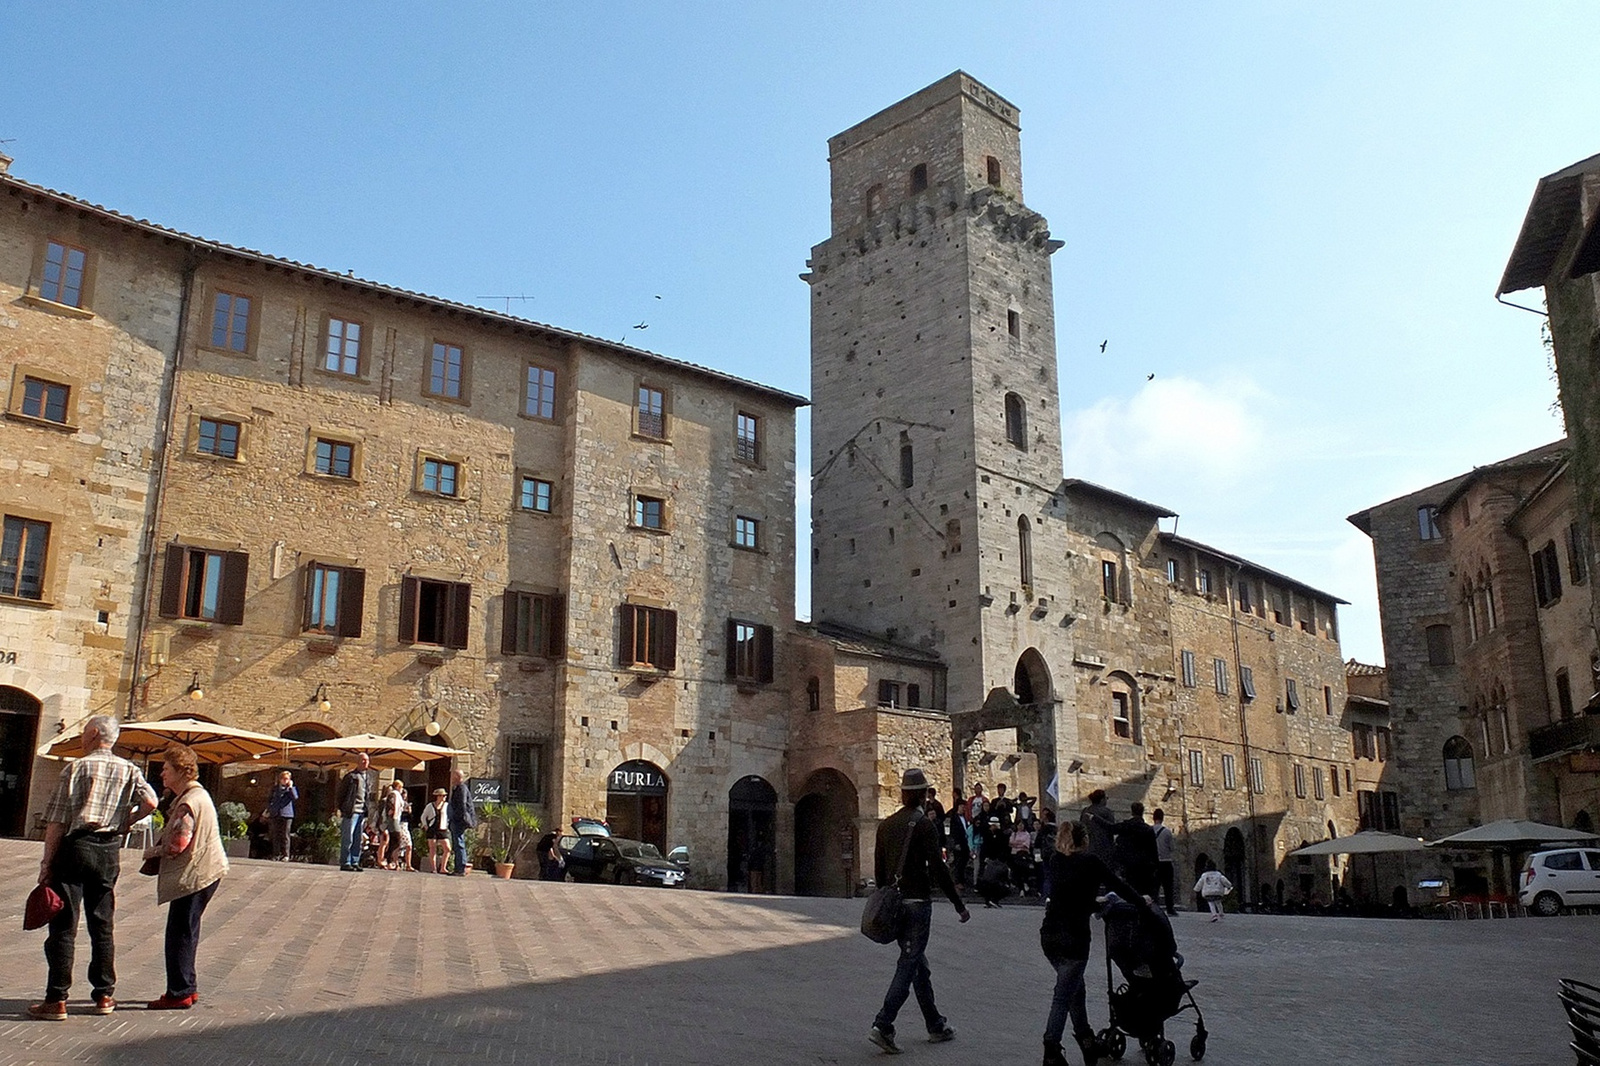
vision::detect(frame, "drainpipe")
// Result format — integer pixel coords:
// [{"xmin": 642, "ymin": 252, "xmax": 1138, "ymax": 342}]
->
[
  {"xmin": 125, "ymin": 248, "xmax": 199, "ymax": 718},
  {"xmin": 1226, "ymin": 564, "xmax": 1261, "ymax": 904}
]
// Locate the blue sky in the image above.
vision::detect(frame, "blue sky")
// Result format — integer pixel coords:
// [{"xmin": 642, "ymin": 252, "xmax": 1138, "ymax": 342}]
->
[{"xmin": 7, "ymin": 3, "xmax": 1592, "ymax": 664}]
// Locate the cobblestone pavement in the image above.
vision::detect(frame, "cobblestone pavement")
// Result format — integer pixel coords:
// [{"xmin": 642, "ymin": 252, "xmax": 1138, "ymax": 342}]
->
[{"xmin": 0, "ymin": 839, "xmax": 1589, "ymax": 1065}]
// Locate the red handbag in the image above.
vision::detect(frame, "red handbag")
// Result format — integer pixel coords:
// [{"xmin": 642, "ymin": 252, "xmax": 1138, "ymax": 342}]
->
[{"xmin": 24, "ymin": 884, "xmax": 63, "ymax": 930}]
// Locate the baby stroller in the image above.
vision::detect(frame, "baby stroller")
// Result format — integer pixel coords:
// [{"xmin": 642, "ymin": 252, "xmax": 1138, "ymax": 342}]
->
[{"xmin": 1097, "ymin": 893, "xmax": 1208, "ymax": 1065}]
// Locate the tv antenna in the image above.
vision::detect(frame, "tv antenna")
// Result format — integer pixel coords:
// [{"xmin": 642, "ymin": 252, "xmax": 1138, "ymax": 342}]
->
[{"xmin": 477, "ymin": 294, "xmax": 535, "ymax": 315}]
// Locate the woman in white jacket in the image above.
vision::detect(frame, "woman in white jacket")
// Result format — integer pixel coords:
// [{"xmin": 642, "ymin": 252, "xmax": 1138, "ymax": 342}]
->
[{"xmin": 1193, "ymin": 861, "xmax": 1233, "ymax": 921}]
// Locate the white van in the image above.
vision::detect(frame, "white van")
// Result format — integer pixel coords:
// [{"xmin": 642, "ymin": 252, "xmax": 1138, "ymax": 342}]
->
[{"xmin": 1519, "ymin": 848, "xmax": 1600, "ymax": 915}]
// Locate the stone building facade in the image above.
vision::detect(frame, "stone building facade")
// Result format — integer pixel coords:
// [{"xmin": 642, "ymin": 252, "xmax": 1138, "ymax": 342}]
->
[
  {"xmin": 0, "ymin": 162, "xmax": 805, "ymax": 890},
  {"xmin": 805, "ymin": 73, "xmax": 1357, "ymax": 906}
]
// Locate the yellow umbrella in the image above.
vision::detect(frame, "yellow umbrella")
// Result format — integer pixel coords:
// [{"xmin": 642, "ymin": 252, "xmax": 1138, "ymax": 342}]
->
[
  {"xmin": 287, "ymin": 732, "xmax": 471, "ymax": 771},
  {"xmin": 40, "ymin": 717, "xmax": 297, "ymax": 765}
]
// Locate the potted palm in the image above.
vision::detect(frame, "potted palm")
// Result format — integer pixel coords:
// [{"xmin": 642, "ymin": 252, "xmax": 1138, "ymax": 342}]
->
[{"xmin": 479, "ymin": 802, "xmax": 541, "ymax": 879}]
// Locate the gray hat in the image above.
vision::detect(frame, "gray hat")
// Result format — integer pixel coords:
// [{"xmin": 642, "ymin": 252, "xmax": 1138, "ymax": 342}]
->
[{"xmin": 900, "ymin": 768, "xmax": 931, "ymax": 790}]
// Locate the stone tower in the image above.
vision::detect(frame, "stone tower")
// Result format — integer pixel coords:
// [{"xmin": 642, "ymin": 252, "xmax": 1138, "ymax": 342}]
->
[{"xmin": 806, "ymin": 72, "xmax": 1077, "ymax": 728}]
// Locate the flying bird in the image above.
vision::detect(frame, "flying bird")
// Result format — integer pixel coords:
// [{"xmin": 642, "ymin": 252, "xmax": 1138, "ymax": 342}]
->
[
  {"xmin": 1147, "ymin": 373, "xmax": 1155, "ymax": 381},
  {"xmin": 1099, "ymin": 340, "xmax": 1108, "ymax": 352},
  {"xmin": 633, "ymin": 322, "xmax": 649, "ymax": 330}
]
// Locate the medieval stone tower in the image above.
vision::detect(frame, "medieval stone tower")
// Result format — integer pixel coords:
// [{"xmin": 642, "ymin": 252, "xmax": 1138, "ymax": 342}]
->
[{"xmin": 806, "ymin": 71, "xmax": 1080, "ymax": 741}]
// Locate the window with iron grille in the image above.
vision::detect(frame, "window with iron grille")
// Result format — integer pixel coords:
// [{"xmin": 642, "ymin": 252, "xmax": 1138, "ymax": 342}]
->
[
  {"xmin": 637, "ymin": 386, "xmax": 666, "ymax": 438},
  {"xmin": 211, "ymin": 291, "xmax": 252, "ymax": 352},
  {"xmin": 505, "ymin": 739, "xmax": 547, "ymax": 804},
  {"xmin": 735, "ymin": 412, "xmax": 760, "ymax": 463},
  {"xmin": 21, "ymin": 377, "xmax": 70, "ymax": 424},
  {"xmin": 41, "ymin": 240, "xmax": 88, "ymax": 307},
  {"xmin": 197, "ymin": 418, "xmax": 240, "ymax": 459},
  {"xmin": 0, "ymin": 516, "xmax": 51, "ymax": 600}
]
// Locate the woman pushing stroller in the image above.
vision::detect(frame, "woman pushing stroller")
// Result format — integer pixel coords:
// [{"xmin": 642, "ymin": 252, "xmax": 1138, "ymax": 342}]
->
[{"xmin": 1038, "ymin": 820, "xmax": 1138, "ymax": 1066}]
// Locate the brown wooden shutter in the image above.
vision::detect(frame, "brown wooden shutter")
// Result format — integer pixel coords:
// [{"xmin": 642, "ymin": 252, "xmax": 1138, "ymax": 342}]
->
[
  {"xmin": 757, "ymin": 624, "xmax": 774, "ymax": 684},
  {"xmin": 501, "ymin": 591, "xmax": 519, "ymax": 656},
  {"xmin": 398, "ymin": 576, "xmax": 419, "ymax": 644},
  {"xmin": 217, "ymin": 551, "xmax": 250, "ymax": 626},
  {"xmin": 301, "ymin": 565, "xmax": 316, "ymax": 631},
  {"xmin": 725, "ymin": 619, "xmax": 738, "ymax": 678},
  {"xmin": 337, "ymin": 567, "xmax": 365, "ymax": 638},
  {"xmin": 547, "ymin": 596, "xmax": 566, "ymax": 659},
  {"xmin": 619, "ymin": 605, "xmax": 637, "ymax": 666},
  {"xmin": 159, "ymin": 546, "xmax": 184, "ymax": 618},
  {"xmin": 447, "ymin": 582, "xmax": 472, "ymax": 650},
  {"xmin": 660, "ymin": 609, "xmax": 678, "ymax": 671}
]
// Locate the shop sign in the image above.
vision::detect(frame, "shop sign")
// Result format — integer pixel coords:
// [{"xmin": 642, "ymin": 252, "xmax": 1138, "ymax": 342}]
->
[
  {"xmin": 0, "ymin": 651, "xmax": 16, "ymax": 665},
  {"xmin": 469, "ymin": 777, "xmax": 503, "ymax": 804},
  {"xmin": 609, "ymin": 762, "xmax": 667, "ymax": 796}
]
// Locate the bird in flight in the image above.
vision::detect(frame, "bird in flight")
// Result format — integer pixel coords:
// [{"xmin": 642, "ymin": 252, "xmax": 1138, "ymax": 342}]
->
[
  {"xmin": 1147, "ymin": 373, "xmax": 1155, "ymax": 381},
  {"xmin": 1099, "ymin": 340, "xmax": 1108, "ymax": 352},
  {"xmin": 634, "ymin": 322, "xmax": 649, "ymax": 330}
]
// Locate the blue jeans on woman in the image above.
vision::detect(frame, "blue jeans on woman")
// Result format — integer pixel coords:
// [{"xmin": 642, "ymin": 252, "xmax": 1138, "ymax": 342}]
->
[
  {"xmin": 873, "ymin": 901, "xmax": 947, "ymax": 1038},
  {"xmin": 1044, "ymin": 955, "xmax": 1091, "ymax": 1046}
]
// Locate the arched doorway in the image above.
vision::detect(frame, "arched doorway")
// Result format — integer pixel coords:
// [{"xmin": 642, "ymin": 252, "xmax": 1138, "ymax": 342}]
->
[
  {"xmin": 607, "ymin": 760, "xmax": 668, "ymax": 850},
  {"xmin": 1574, "ymin": 810, "xmax": 1594, "ymax": 833},
  {"xmin": 794, "ymin": 768, "xmax": 859, "ymax": 898},
  {"xmin": 0, "ymin": 687, "xmax": 41, "ymax": 837},
  {"xmin": 1013, "ymin": 648, "xmax": 1051, "ymax": 707},
  {"xmin": 401, "ymin": 729, "xmax": 454, "ymax": 820},
  {"xmin": 280, "ymin": 723, "xmax": 338, "ymax": 821},
  {"xmin": 1223, "ymin": 827, "xmax": 1247, "ymax": 906},
  {"xmin": 727, "ymin": 775, "xmax": 778, "ymax": 892},
  {"xmin": 1192, "ymin": 851, "xmax": 1211, "ymax": 911}
]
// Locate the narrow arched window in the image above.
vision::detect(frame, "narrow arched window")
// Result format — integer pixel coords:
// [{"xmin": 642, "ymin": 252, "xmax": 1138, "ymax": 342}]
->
[
  {"xmin": 986, "ymin": 155, "xmax": 1001, "ymax": 187},
  {"xmin": 1443, "ymin": 736, "xmax": 1476, "ymax": 790},
  {"xmin": 865, "ymin": 184, "xmax": 884, "ymax": 218},
  {"xmin": 1004, "ymin": 392, "xmax": 1027, "ymax": 450},
  {"xmin": 900, "ymin": 442, "xmax": 914, "ymax": 488},
  {"xmin": 909, "ymin": 163, "xmax": 928, "ymax": 194},
  {"xmin": 1018, "ymin": 516, "xmax": 1033, "ymax": 588}
]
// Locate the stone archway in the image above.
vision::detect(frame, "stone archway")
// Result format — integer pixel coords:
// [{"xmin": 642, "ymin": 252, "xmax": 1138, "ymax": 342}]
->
[
  {"xmin": 1223, "ymin": 827, "xmax": 1247, "ymax": 906},
  {"xmin": 794, "ymin": 768, "xmax": 858, "ymax": 898},
  {"xmin": 0, "ymin": 686, "xmax": 41, "ymax": 837},
  {"xmin": 607, "ymin": 759, "xmax": 669, "ymax": 850},
  {"xmin": 402, "ymin": 729, "xmax": 455, "ymax": 822},
  {"xmin": 281, "ymin": 722, "xmax": 339, "ymax": 821},
  {"xmin": 727, "ymin": 775, "xmax": 778, "ymax": 893},
  {"xmin": 1013, "ymin": 648, "xmax": 1052, "ymax": 707}
]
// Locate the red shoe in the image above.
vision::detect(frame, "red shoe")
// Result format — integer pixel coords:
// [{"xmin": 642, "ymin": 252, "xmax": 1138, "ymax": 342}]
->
[
  {"xmin": 27, "ymin": 1001, "xmax": 67, "ymax": 1021},
  {"xmin": 88, "ymin": 996, "xmax": 115, "ymax": 1015},
  {"xmin": 146, "ymin": 993, "xmax": 197, "ymax": 1011}
]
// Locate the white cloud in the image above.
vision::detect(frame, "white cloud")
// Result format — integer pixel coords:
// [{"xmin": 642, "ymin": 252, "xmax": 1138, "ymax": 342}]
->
[{"xmin": 1062, "ymin": 375, "xmax": 1270, "ymax": 488}]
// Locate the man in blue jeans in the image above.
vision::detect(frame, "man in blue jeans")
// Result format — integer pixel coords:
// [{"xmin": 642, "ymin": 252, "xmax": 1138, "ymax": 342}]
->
[
  {"xmin": 869, "ymin": 767, "xmax": 970, "ymax": 1054},
  {"xmin": 338, "ymin": 753, "xmax": 371, "ymax": 871},
  {"xmin": 446, "ymin": 769, "xmax": 476, "ymax": 875}
]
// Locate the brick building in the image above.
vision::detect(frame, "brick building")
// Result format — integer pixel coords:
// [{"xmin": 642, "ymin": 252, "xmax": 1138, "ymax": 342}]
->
[
  {"xmin": 804, "ymin": 73, "xmax": 1357, "ymax": 905},
  {"xmin": 0, "ymin": 159, "xmax": 805, "ymax": 889}
]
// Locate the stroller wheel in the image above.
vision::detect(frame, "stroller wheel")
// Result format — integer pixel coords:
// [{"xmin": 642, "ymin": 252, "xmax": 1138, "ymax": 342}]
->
[
  {"xmin": 1157, "ymin": 1040, "xmax": 1176, "ymax": 1066},
  {"xmin": 1098, "ymin": 1029, "xmax": 1126, "ymax": 1060},
  {"xmin": 1189, "ymin": 1034, "xmax": 1206, "ymax": 1061}
]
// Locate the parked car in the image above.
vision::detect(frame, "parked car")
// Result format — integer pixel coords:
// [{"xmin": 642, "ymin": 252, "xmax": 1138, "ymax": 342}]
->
[
  {"xmin": 668, "ymin": 845, "xmax": 690, "ymax": 875},
  {"xmin": 564, "ymin": 836, "xmax": 686, "ymax": 887},
  {"xmin": 1519, "ymin": 847, "xmax": 1600, "ymax": 915},
  {"xmin": 557, "ymin": 817, "xmax": 612, "ymax": 858}
]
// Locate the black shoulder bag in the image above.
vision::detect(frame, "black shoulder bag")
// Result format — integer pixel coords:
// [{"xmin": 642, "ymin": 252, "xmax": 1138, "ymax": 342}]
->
[{"xmin": 861, "ymin": 810, "xmax": 923, "ymax": 944}]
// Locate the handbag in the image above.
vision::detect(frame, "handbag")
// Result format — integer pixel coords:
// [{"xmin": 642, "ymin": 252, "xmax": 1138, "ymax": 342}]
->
[
  {"xmin": 24, "ymin": 884, "xmax": 64, "ymax": 930},
  {"xmin": 860, "ymin": 811, "xmax": 923, "ymax": 944}
]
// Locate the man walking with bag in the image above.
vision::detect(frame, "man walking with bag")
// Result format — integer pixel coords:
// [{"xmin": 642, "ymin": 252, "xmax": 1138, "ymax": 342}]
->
[
  {"xmin": 31, "ymin": 715, "xmax": 158, "ymax": 1020},
  {"xmin": 869, "ymin": 768, "xmax": 969, "ymax": 1054}
]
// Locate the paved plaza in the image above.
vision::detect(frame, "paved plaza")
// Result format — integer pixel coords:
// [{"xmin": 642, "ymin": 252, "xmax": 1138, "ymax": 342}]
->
[{"xmin": 0, "ymin": 838, "xmax": 1589, "ymax": 1065}]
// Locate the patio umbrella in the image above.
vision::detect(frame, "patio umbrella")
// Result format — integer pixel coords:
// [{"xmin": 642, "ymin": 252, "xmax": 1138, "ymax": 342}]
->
[
  {"xmin": 1426, "ymin": 819, "xmax": 1600, "ymax": 850},
  {"xmin": 287, "ymin": 733, "xmax": 471, "ymax": 771},
  {"xmin": 40, "ymin": 717, "xmax": 297, "ymax": 765},
  {"xmin": 1291, "ymin": 831, "xmax": 1427, "ymax": 856}
]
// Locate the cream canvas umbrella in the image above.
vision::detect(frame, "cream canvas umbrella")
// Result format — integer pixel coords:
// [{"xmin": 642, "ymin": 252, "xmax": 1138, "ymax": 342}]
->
[
  {"xmin": 1291, "ymin": 831, "xmax": 1428, "ymax": 856},
  {"xmin": 1427, "ymin": 819, "xmax": 1600, "ymax": 850},
  {"xmin": 40, "ymin": 717, "xmax": 298, "ymax": 765},
  {"xmin": 287, "ymin": 732, "xmax": 471, "ymax": 770}
]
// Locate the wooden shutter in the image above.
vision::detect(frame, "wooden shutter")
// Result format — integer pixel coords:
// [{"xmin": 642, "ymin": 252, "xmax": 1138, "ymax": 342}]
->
[
  {"xmin": 501, "ymin": 591, "xmax": 520, "ymax": 655},
  {"xmin": 217, "ymin": 550, "xmax": 250, "ymax": 626},
  {"xmin": 337, "ymin": 567, "xmax": 365, "ymax": 638},
  {"xmin": 757, "ymin": 624, "xmax": 774, "ymax": 684},
  {"xmin": 398, "ymin": 576, "xmax": 419, "ymax": 644},
  {"xmin": 158, "ymin": 546, "xmax": 184, "ymax": 618},
  {"xmin": 446, "ymin": 582, "xmax": 471, "ymax": 650},
  {"xmin": 725, "ymin": 619, "xmax": 738, "ymax": 678},
  {"xmin": 660, "ymin": 609, "xmax": 678, "ymax": 671},
  {"xmin": 547, "ymin": 596, "xmax": 566, "ymax": 659},
  {"xmin": 619, "ymin": 605, "xmax": 637, "ymax": 666},
  {"xmin": 301, "ymin": 565, "xmax": 316, "ymax": 631}
]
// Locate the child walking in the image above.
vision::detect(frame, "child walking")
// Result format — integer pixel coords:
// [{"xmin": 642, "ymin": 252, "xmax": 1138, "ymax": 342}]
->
[{"xmin": 1194, "ymin": 862, "xmax": 1233, "ymax": 921}]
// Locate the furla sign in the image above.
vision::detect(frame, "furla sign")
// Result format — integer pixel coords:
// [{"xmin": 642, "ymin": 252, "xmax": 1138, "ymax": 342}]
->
[{"xmin": 608, "ymin": 761, "xmax": 667, "ymax": 795}]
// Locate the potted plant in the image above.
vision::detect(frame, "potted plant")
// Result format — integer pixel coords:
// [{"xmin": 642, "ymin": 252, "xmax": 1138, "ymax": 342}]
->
[
  {"xmin": 479, "ymin": 802, "xmax": 541, "ymax": 879},
  {"xmin": 218, "ymin": 801, "xmax": 251, "ymax": 858}
]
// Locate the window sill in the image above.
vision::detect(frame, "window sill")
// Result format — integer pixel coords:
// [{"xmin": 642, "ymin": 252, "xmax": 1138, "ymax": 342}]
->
[
  {"xmin": 629, "ymin": 525, "xmax": 671, "ymax": 536},
  {"xmin": 421, "ymin": 391, "xmax": 471, "ymax": 408},
  {"xmin": 415, "ymin": 647, "xmax": 457, "ymax": 667},
  {"xmin": 731, "ymin": 543, "xmax": 764, "ymax": 554},
  {"xmin": 515, "ymin": 659, "xmax": 547, "ymax": 672},
  {"xmin": 516, "ymin": 411, "xmax": 562, "ymax": 424},
  {"xmin": 0, "ymin": 593, "xmax": 54, "ymax": 609},
  {"xmin": 6, "ymin": 410, "xmax": 77, "ymax": 433},
  {"xmin": 735, "ymin": 680, "xmax": 765, "ymax": 694},
  {"xmin": 20, "ymin": 293, "xmax": 94, "ymax": 320},
  {"xmin": 309, "ymin": 366, "xmax": 372, "ymax": 385},
  {"xmin": 623, "ymin": 666, "xmax": 668, "ymax": 682},
  {"xmin": 188, "ymin": 449, "xmax": 244, "ymax": 465},
  {"xmin": 516, "ymin": 507, "xmax": 557, "ymax": 518},
  {"xmin": 414, "ymin": 490, "xmax": 465, "ymax": 503},
  {"xmin": 303, "ymin": 635, "xmax": 342, "ymax": 654},
  {"xmin": 631, "ymin": 432, "xmax": 672, "ymax": 445},
  {"xmin": 199, "ymin": 344, "xmax": 257, "ymax": 360},
  {"xmin": 176, "ymin": 620, "xmax": 217, "ymax": 636},
  {"xmin": 734, "ymin": 457, "xmax": 765, "ymax": 470},
  {"xmin": 302, "ymin": 471, "xmax": 362, "ymax": 485}
]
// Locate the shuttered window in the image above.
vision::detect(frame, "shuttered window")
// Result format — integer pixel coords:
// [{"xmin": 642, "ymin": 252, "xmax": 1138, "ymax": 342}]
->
[
  {"xmin": 620, "ymin": 604, "xmax": 677, "ymax": 671},
  {"xmin": 303, "ymin": 563, "xmax": 365, "ymax": 638},
  {"xmin": 159, "ymin": 545, "xmax": 249, "ymax": 625},
  {"xmin": 725, "ymin": 619, "xmax": 775, "ymax": 684},
  {"xmin": 501, "ymin": 591, "xmax": 565, "ymax": 658},
  {"xmin": 399, "ymin": 576, "xmax": 471, "ymax": 649}
]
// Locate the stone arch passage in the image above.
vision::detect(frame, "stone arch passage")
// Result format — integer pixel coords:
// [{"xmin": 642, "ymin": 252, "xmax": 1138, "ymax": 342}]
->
[
  {"xmin": 1013, "ymin": 648, "xmax": 1051, "ymax": 707},
  {"xmin": 1223, "ymin": 827, "xmax": 1247, "ymax": 906},
  {"xmin": 0, "ymin": 686, "xmax": 41, "ymax": 837},
  {"xmin": 402, "ymin": 729, "xmax": 455, "ymax": 821},
  {"xmin": 727, "ymin": 775, "xmax": 778, "ymax": 893},
  {"xmin": 794, "ymin": 768, "xmax": 858, "ymax": 898}
]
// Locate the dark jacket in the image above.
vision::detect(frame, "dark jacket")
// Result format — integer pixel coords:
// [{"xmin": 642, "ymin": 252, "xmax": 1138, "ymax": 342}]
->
[
  {"xmin": 1079, "ymin": 801, "xmax": 1117, "ymax": 861},
  {"xmin": 266, "ymin": 783, "xmax": 298, "ymax": 819},
  {"xmin": 448, "ymin": 782, "xmax": 476, "ymax": 830},
  {"xmin": 338, "ymin": 769, "xmax": 369, "ymax": 818},
  {"xmin": 1040, "ymin": 851, "xmax": 1137, "ymax": 961},
  {"xmin": 1113, "ymin": 816, "xmax": 1159, "ymax": 878},
  {"xmin": 875, "ymin": 804, "xmax": 964, "ymax": 910}
]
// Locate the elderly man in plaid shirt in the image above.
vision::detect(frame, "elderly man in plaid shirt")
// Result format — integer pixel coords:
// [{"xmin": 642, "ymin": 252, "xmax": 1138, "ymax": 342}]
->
[{"xmin": 30, "ymin": 715, "xmax": 158, "ymax": 1021}]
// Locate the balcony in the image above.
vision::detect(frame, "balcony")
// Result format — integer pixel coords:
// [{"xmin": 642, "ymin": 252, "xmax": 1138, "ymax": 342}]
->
[{"xmin": 1528, "ymin": 713, "xmax": 1600, "ymax": 761}]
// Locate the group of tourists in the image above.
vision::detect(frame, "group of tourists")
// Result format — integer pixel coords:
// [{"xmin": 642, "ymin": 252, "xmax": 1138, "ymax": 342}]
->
[
  {"xmin": 334, "ymin": 758, "xmax": 477, "ymax": 874},
  {"xmin": 29, "ymin": 715, "xmax": 227, "ymax": 1019},
  {"xmin": 938, "ymin": 781, "xmax": 1057, "ymax": 905},
  {"xmin": 867, "ymin": 768, "xmax": 1186, "ymax": 1065}
]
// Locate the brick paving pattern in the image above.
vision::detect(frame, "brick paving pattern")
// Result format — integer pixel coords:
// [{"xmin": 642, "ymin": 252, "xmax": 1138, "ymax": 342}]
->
[{"xmin": 0, "ymin": 840, "xmax": 1589, "ymax": 1065}]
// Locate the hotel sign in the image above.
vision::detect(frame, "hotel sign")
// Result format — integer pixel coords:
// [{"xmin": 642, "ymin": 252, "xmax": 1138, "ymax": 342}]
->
[{"xmin": 608, "ymin": 761, "xmax": 667, "ymax": 796}]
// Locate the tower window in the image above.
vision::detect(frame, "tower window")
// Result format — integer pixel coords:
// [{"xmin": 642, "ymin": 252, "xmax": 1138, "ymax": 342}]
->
[
  {"xmin": 909, "ymin": 163, "xmax": 928, "ymax": 194},
  {"xmin": 1004, "ymin": 393, "xmax": 1028, "ymax": 450},
  {"xmin": 1018, "ymin": 517, "xmax": 1033, "ymax": 588},
  {"xmin": 986, "ymin": 155, "xmax": 1001, "ymax": 187},
  {"xmin": 1007, "ymin": 309, "xmax": 1021, "ymax": 338},
  {"xmin": 866, "ymin": 184, "xmax": 884, "ymax": 217},
  {"xmin": 900, "ymin": 443, "xmax": 914, "ymax": 488}
]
